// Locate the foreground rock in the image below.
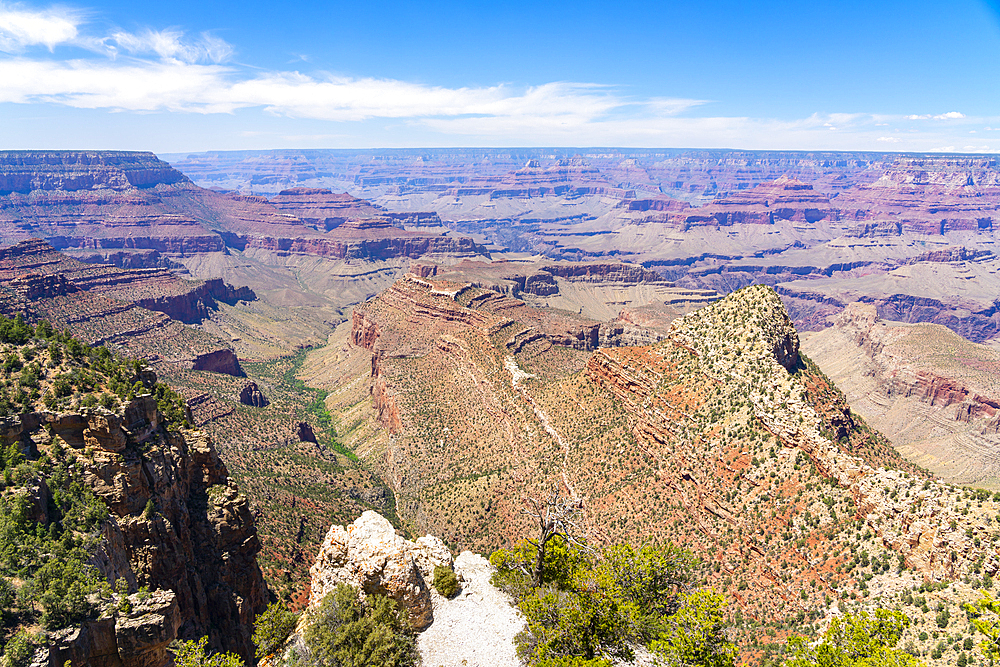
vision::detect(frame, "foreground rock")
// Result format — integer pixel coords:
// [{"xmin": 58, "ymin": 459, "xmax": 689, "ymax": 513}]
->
[
  {"xmin": 48, "ymin": 590, "xmax": 181, "ymax": 667},
  {"xmin": 272, "ymin": 511, "xmax": 522, "ymax": 667},
  {"xmin": 308, "ymin": 510, "xmax": 452, "ymax": 630}
]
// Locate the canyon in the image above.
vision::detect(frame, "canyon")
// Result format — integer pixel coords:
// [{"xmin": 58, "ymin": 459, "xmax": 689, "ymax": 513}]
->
[
  {"xmin": 6, "ymin": 148, "xmax": 1000, "ymax": 666},
  {"xmin": 803, "ymin": 304, "xmax": 1000, "ymax": 489},
  {"xmin": 303, "ymin": 274, "xmax": 1000, "ymax": 663},
  {"xmin": 167, "ymin": 149, "xmax": 1000, "ymax": 345}
]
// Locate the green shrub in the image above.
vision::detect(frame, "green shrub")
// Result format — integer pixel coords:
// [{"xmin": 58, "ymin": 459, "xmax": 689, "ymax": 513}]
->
[
  {"xmin": 490, "ymin": 538, "xmax": 730, "ymax": 667},
  {"xmin": 787, "ymin": 609, "xmax": 918, "ymax": 667},
  {"xmin": 304, "ymin": 584, "xmax": 416, "ymax": 667},
  {"xmin": 1, "ymin": 629, "xmax": 36, "ymax": 667},
  {"xmin": 173, "ymin": 636, "xmax": 244, "ymax": 667},
  {"xmin": 253, "ymin": 601, "xmax": 299, "ymax": 659},
  {"xmin": 0, "ymin": 577, "xmax": 15, "ymax": 623},
  {"xmin": 433, "ymin": 565, "xmax": 459, "ymax": 598}
]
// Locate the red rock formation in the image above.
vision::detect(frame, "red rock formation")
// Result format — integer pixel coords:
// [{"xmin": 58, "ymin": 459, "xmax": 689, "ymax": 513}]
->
[{"xmin": 0, "ymin": 240, "xmax": 246, "ymax": 377}]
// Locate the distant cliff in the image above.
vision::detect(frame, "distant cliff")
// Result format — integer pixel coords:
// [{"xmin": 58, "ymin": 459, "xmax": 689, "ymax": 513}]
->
[{"xmin": 0, "ymin": 151, "xmax": 188, "ymax": 194}]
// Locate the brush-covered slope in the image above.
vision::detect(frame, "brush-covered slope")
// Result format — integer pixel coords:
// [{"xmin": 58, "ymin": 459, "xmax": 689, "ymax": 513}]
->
[
  {"xmin": 310, "ymin": 278, "xmax": 1000, "ymax": 664},
  {"xmin": 803, "ymin": 302, "xmax": 1000, "ymax": 488}
]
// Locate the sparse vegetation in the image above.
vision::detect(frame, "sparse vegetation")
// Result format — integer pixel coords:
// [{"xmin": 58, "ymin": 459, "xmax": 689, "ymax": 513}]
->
[
  {"xmin": 433, "ymin": 565, "xmax": 459, "ymax": 598},
  {"xmin": 302, "ymin": 584, "xmax": 417, "ymax": 667}
]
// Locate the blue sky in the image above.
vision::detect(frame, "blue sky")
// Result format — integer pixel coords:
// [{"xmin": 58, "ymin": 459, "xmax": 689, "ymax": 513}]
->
[{"xmin": 0, "ymin": 0, "xmax": 998, "ymax": 152}]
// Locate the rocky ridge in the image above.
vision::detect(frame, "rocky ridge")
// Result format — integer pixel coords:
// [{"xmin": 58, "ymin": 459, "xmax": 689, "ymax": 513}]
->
[
  {"xmin": 596, "ymin": 285, "xmax": 998, "ymax": 580},
  {"xmin": 0, "ymin": 361, "xmax": 267, "ymax": 665}
]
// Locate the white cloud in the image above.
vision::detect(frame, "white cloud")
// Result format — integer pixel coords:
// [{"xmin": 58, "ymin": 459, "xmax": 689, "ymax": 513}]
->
[
  {"xmin": 877, "ymin": 136, "xmax": 902, "ymax": 143},
  {"xmin": 907, "ymin": 111, "xmax": 966, "ymax": 121},
  {"xmin": 0, "ymin": 4, "xmax": 80, "ymax": 51},
  {"xmin": 107, "ymin": 29, "xmax": 233, "ymax": 63}
]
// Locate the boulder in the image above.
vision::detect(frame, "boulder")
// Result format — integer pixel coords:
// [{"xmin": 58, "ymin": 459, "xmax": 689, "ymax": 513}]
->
[
  {"xmin": 308, "ymin": 511, "xmax": 434, "ymax": 630},
  {"xmin": 295, "ymin": 421, "xmax": 316, "ymax": 443},
  {"xmin": 115, "ymin": 590, "xmax": 181, "ymax": 667},
  {"xmin": 413, "ymin": 535, "xmax": 453, "ymax": 583}
]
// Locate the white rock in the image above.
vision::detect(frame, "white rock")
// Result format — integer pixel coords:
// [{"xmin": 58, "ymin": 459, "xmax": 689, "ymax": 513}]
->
[{"xmin": 308, "ymin": 510, "xmax": 433, "ymax": 630}]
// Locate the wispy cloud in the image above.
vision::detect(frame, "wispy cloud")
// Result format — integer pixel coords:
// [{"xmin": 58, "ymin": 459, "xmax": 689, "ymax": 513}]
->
[
  {"xmin": 106, "ymin": 29, "xmax": 233, "ymax": 63},
  {"xmin": 907, "ymin": 111, "xmax": 966, "ymax": 121}
]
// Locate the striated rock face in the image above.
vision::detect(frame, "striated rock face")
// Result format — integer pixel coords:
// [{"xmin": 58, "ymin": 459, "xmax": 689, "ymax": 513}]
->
[
  {"xmin": 134, "ymin": 278, "xmax": 255, "ymax": 324},
  {"xmin": 234, "ymin": 229, "xmax": 486, "ymax": 261},
  {"xmin": 0, "ymin": 151, "xmax": 485, "ymax": 272},
  {"xmin": 0, "ymin": 151, "xmax": 187, "ymax": 193},
  {"xmin": 308, "ymin": 511, "xmax": 452, "ymax": 630},
  {"xmin": 0, "ymin": 239, "xmax": 254, "ymax": 325},
  {"xmin": 802, "ymin": 303, "xmax": 1000, "ymax": 486},
  {"xmin": 0, "ymin": 240, "xmax": 247, "ymax": 377},
  {"xmin": 0, "ymin": 381, "xmax": 267, "ymax": 665}
]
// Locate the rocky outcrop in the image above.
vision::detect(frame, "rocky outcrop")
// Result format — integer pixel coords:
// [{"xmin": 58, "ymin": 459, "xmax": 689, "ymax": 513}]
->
[
  {"xmin": 190, "ymin": 349, "xmax": 244, "ymax": 376},
  {"xmin": 308, "ymin": 511, "xmax": 452, "ymax": 630},
  {"xmin": 134, "ymin": 278, "xmax": 255, "ymax": 325},
  {"xmin": 0, "ymin": 379, "xmax": 267, "ymax": 665},
  {"xmin": 48, "ymin": 590, "xmax": 181, "ymax": 667},
  {"xmin": 272, "ymin": 514, "xmax": 520, "ymax": 667},
  {"xmin": 295, "ymin": 422, "xmax": 317, "ymax": 443},
  {"xmin": 239, "ymin": 382, "xmax": 269, "ymax": 407}
]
